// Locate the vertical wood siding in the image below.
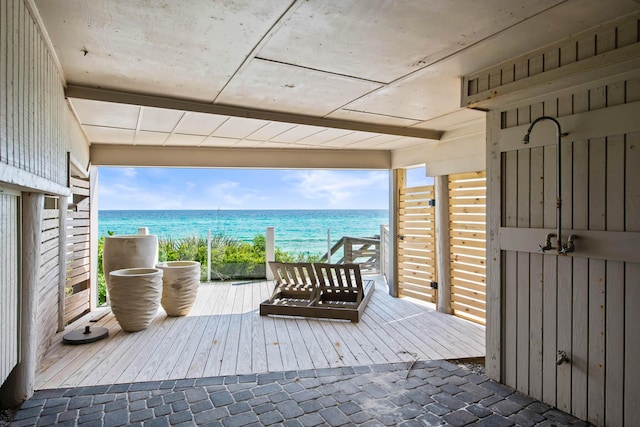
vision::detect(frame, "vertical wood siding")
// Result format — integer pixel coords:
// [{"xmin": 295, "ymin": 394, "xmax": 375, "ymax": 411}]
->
[
  {"xmin": 1, "ymin": 0, "xmax": 90, "ymax": 379},
  {"xmin": 448, "ymin": 171, "xmax": 486, "ymax": 324},
  {"xmin": 37, "ymin": 198, "xmax": 59, "ymax": 365},
  {"xmin": 0, "ymin": 0, "xmax": 86, "ymax": 187},
  {"xmin": 494, "ymin": 77, "xmax": 640, "ymax": 426},
  {"xmin": 0, "ymin": 191, "xmax": 19, "ymax": 385},
  {"xmin": 464, "ymin": 13, "xmax": 640, "ymax": 102}
]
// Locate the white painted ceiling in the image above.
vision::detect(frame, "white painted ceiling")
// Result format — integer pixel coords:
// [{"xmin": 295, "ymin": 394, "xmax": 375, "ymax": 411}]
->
[{"xmin": 34, "ymin": 0, "xmax": 640, "ymax": 153}]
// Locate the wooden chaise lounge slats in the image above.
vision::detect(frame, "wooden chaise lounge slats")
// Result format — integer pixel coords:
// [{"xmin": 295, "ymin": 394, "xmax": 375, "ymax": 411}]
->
[
  {"xmin": 259, "ymin": 262, "xmax": 374, "ymax": 322},
  {"xmin": 268, "ymin": 262, "xmax": 318, "ymax": 300}
]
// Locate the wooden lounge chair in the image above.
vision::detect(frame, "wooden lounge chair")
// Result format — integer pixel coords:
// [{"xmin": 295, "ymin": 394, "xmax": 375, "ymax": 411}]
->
[
  {"xmin": 313, "ymin": 263, "xmax": 374, "ymax": 322},
  {"xmin": 259, "ymin": 262, "xmax": 373, "ymax": 322},
  {"xmin": 259, "ymin": 262, "xmax": 319, "ymax": 317}
]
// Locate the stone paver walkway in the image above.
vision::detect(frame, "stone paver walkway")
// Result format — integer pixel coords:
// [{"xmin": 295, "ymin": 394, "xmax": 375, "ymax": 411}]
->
[{"xmin": 11, "ymin": 360, "xmax": 591, "ymax": 427}]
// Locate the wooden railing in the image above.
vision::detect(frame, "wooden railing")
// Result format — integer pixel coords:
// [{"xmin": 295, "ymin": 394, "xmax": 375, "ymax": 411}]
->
[
  {"xmin": 320, "ymin": 236, "xmax": 381, "ymax": 273},
  {"xmin": 380, "ymin": 225, "xmax": 390, "ymax": 277}
]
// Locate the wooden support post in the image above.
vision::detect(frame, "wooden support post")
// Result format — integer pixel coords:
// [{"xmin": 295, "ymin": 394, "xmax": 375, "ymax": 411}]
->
[
  {"xmin": 207, "ymin": 230, "xmax": 212, "ymax": 282},
  {"xmin": 435, "ymin": 175, "xmax": 452, "ymax": 314},
  {"xmin": 265, "ymin": 227, "xmax": 275, "ymax": 281},
  {"xmin": 388, "ymin": 169, "xmax": 403, "ymax": 297},
  {"xmin": 57, "ymin": 195, "xmax": 68, "ymax": 332},
  {"xmin": 344, "ymin": 239, "xmax": 353, "ymax": 263},
  {"xmin": 379, "ymin": 225, "xmax": 387, "ymax": 277},
  {"xmin": 486, "ymin": 111, "xmax": 502, "ymax": 381},
  {"xmin": 0, "ymin": 192, "xmax": 44, "ymax": 407},
  {"xmin": 89, "ymin": 166, "xmax": 99, "ymax": 310}
]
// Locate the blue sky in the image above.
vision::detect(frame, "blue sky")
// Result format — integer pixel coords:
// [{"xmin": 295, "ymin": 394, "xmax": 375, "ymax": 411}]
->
[{"xmin": 98, "ymin": 167, "xmax": 431, "ymax": 210}]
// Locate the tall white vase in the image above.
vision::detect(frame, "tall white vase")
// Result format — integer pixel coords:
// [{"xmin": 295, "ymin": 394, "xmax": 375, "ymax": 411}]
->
[
  {"xmin": 103, "ymin": 235, "xmax": 158, "ymax": 286},
  {"xmin": 156, "ymin": 261, "xmax": 201, "ymax": 316},
  {"xmin": 108, "ymin": 268, "xmax": 163, "ymax": 332}
]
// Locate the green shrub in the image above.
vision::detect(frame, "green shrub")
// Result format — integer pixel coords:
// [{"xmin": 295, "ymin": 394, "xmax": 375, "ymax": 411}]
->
[{"xmin": 97, "ymin": 232, "xmax": 322, "ymax": 294}]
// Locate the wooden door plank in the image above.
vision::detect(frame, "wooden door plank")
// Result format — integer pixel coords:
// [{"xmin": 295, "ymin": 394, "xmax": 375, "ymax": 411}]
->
[
  {"xmin": 571, "ymin": 257, "xmax": 589, "ymax": 421},
  {"xmin": 587, "ymin": 260, "xmax": 605, "ymax": 425},
  {"xmin": 605, "ymin": 261, "xmax": 624, "ymax": 427},
  {"xmin": 624, "ymin": 263, "xmax": 640, "ymax": 427},
  {"xmin": 542, "ymin": 253, "xmax": 558, "ymax": 406},
  {"xmin": 606, "ymin": 135, "xmax": 625, "ymax": 231},
  {"xmin": 528, "ymin": 253, "xmax": 543, "ymax": 401},
  {"xmin": 626, "ymin": 132, "xmax": 640, "ymax": 232},
  {"xmin": 516, "ymin": 252, "xmax": 530, "ymax": 395},
  {"xmin": 570, "ymin": 130, "xmax": 589, "ymax": 420}
]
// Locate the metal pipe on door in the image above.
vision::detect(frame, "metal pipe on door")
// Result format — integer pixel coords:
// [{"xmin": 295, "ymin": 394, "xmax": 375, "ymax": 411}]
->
[{"xmin": 522, "ymin": 116, "xmax": 577, "ymax": 255}]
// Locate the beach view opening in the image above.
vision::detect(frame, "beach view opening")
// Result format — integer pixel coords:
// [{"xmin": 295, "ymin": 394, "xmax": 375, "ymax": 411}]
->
[
  {"xmin": 97, "ymin": 166, "xmax": 431, "ymax": 301},
  {"xmin": 96, "ymin": 167, "xmax": 407, "ymax": 252}
]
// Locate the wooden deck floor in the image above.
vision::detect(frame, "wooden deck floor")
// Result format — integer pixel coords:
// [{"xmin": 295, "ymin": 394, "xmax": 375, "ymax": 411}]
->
[{"xmin": 36, "ymin": 277, "xmax": 485, "ymax": 389}]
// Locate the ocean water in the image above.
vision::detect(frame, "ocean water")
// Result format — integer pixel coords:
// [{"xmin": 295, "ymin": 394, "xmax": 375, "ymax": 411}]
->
[{"xmin": 98, "ymin": 209, "xmax": 389, "ymax": 256}]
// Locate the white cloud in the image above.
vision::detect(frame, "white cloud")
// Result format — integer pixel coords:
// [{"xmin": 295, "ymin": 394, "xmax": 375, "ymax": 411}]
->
[
  {"xmin": 99, "ymin": 183, "xmax": 186, "ymax": 210},
  {"xmin": 205, "ymin": 181, "xmax": 259, "ymax": 207},
  {"xmin": 122, "ymin": 167, "xmax": 137, "ymax": 178},
  {"xmin": 285, "ymin": 170, "xmax": 388, "ymax": 206}
]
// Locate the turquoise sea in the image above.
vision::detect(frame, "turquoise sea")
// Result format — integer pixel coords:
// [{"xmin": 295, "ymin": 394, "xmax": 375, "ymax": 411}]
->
[{"xmin": 98, "ymin": 210, "xmax": 389, "ymax": 256}]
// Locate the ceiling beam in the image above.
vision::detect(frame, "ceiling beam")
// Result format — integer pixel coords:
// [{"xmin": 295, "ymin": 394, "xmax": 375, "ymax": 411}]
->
[
  {"xmin": 90, "ymin": 144, "xmax": 391, "ymax": 169},
  {"xmin": 66, "ymin": 85, "xmax": 442, "ymax": 141}
]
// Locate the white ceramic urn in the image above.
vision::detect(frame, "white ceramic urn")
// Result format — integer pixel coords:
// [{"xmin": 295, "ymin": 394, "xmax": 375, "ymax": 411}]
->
[
  {"xmin": 103, "ymin": 234, "xmax": 158, "ymax": 286},
  {"xmin": 108, "ymin": 268, "xmax": 163, "ymax": 332},
  {"xmin": 156, "ymin": 261, "xmax": 201, "ymax": 316}
]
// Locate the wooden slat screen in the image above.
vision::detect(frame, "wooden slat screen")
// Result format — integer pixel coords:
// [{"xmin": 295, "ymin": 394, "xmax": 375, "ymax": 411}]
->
[
  {"xmin": 38, "ymin": 198, "xmax": 60, "ymax": 363},
  {"xmin": 0, "ymin": 191, "xmax": 20, "ymax": 385},
  {"xmin": 397, "ymin": 182, "xmax": 437, "ymax": 304},
  {"xmin": 64, "ymin": 176, "xmax": 91, "ymax": 324},
  {"xmin": 449, "ymin": 171, "xmax": 487, "ymax": 324}
]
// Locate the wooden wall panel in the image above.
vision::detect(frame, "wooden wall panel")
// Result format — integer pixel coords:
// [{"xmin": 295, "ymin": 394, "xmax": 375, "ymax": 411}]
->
[
  {"xmin": 1, "ymin": 0, "xmax": 90, "ymax": 384},
  {"xmin": 464, "ymin": 13, "xmax": 640, "ymax": 107},
  {"xmin": 0, "ymin": 191, "xmax": 20, "ymax": 385},
  {"xmin": 491, "ymin": 75, "xmax": 640, "ymax": 426},
  {"xmin": 0, "ymin": 0, "xmax": 87, "ymax": 187}
]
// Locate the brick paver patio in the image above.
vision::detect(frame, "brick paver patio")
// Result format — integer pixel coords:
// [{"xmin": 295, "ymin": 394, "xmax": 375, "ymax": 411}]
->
[{"xmin": 11, "ymin": 360, "xmax": 591, "ymax": 426}]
